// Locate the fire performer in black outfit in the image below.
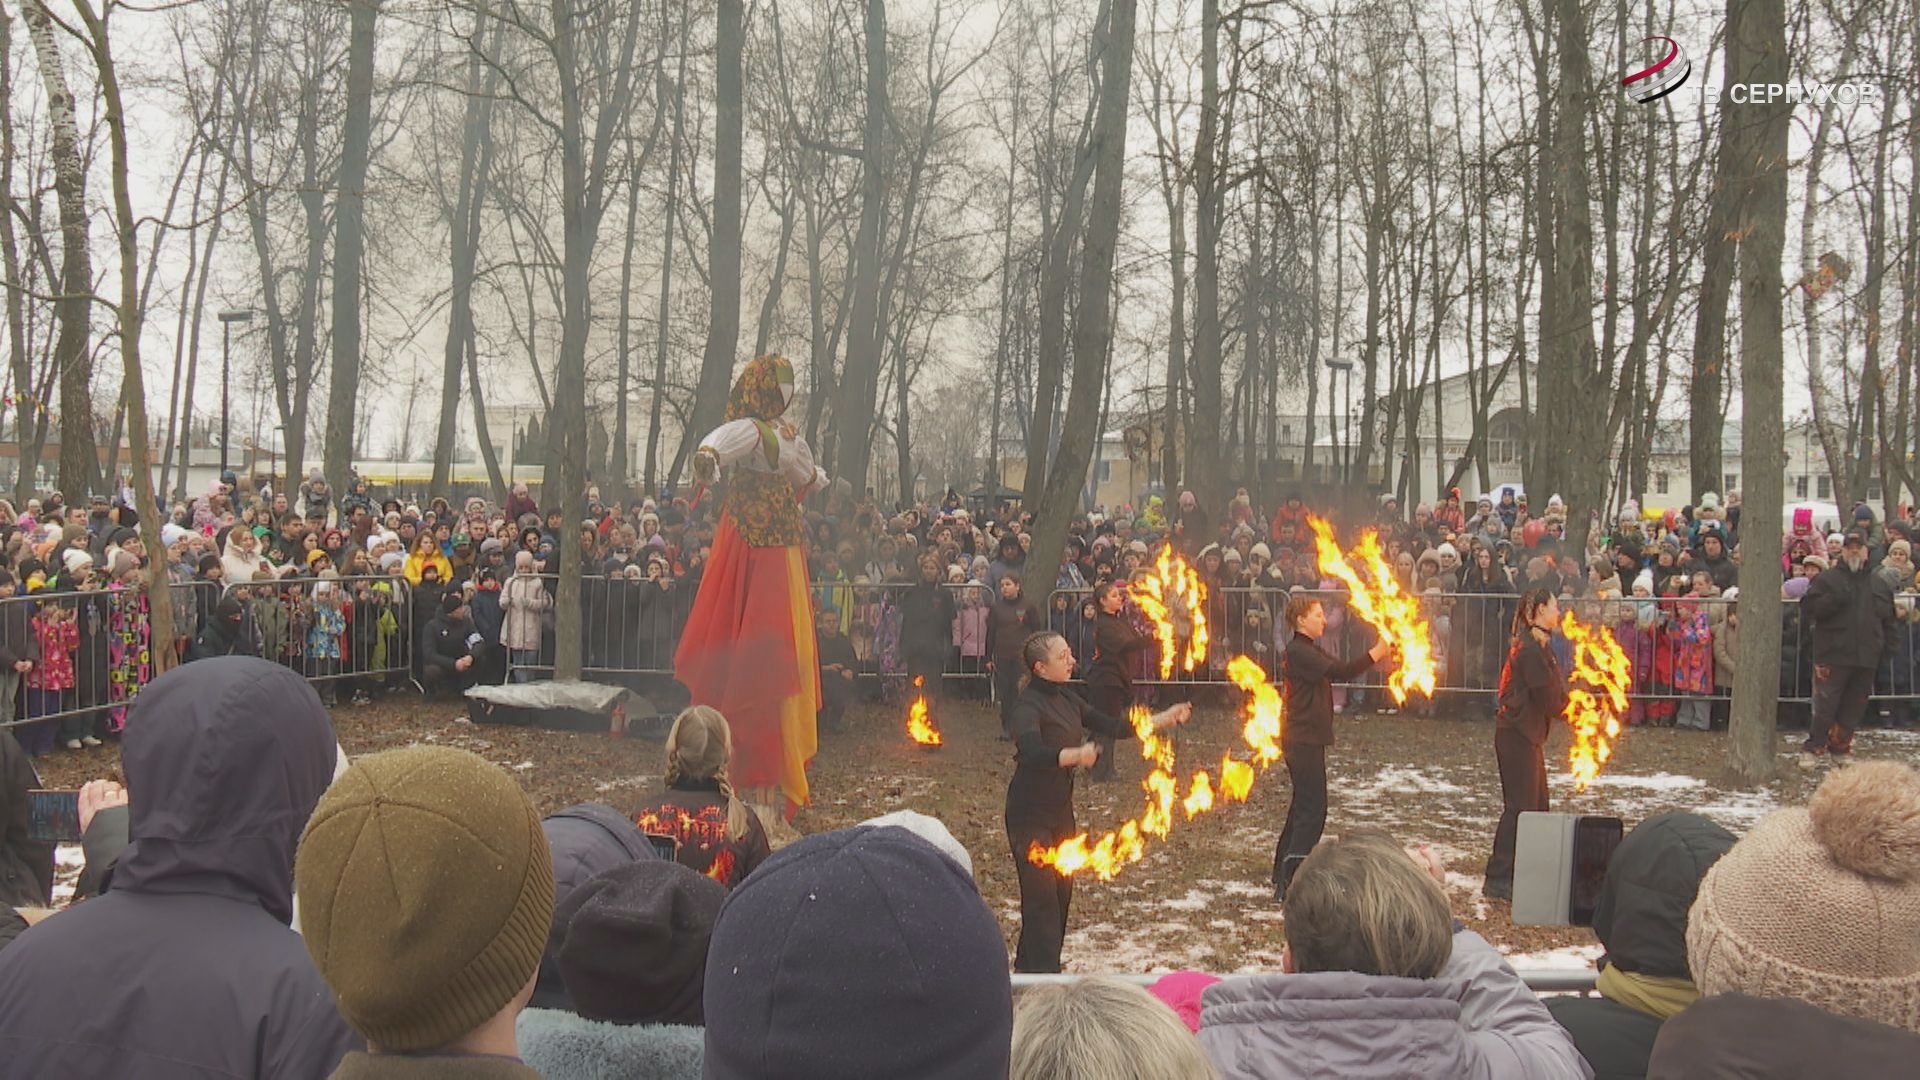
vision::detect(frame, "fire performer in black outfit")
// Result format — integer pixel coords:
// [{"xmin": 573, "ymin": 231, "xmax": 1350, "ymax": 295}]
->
[
  {"xmin": 1086, "ymin": 581, "xmax": 1149, "ymax": 781},
  {"xmin": 1006, "ymin": 630, "xmax": 1191, "ymax": 973},
  {"xmin": 1483, "ymin": 589, "xmax": 1567, "ymax": 901},
  {"xmin": 1272, "ymin": 593, "xmax": 1395, "ymax": 900}
]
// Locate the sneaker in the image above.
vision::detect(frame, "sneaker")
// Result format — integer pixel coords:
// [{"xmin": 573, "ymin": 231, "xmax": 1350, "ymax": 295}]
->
[
  {"xmin": 81, "ymin": 736, "xmax": 103, "ymax": 748},
  {"xmin": 64, "ymin": 739, "xmax": 83, "ymax": 751},
  {"xmin": 351, "ymin": 691, "xmax": 373, "ymax": 706}
]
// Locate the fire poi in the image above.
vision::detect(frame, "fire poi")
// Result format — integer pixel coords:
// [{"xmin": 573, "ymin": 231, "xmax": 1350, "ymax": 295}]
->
[
  {"xmin": 1307, "ymin": 516, "xmax": 1438, "ymax": 703},
  {"xmin": 905, "ymin": 675, "xmax": 943, "ymax": 747},
  {"xmin": 1560, "ymin": 612, "xmax": 1633, "ymax": 791},
  {"xmin": 1130, "ymin": 546, "xmax": 1210, "ymax": 679},
  {"xmin": 1027, "ymin": 551, "xmax": 1307, "ymax": 882}
]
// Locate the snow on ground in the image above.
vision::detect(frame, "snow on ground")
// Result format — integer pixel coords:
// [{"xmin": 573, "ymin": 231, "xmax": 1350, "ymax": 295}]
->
[
  {"xmin": 51, "ymin": 843, "xmax": 84, "ymax": 906},
  {"xmin": 1502, "ymin": 943, "xmax": 1605, "ymax": 971}
]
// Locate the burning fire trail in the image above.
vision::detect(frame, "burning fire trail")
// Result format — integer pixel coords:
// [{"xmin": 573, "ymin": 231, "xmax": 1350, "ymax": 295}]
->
[
  {"xmin": 906, "ymin": 676, "xmax": 943, "ymax": 747},
  {"xmin": 1130, "ymin": 546, "xmax": 1210, "ymax": 679},
  {"xmin": 1029, "ymin": 661, "xmax": 1290, "ymax": 881},
  {"xmin": 1560, "ymin": 612, "xmax": 1633, "ymax": 791},
  {"xmin": 1308, "ymin": 516, "xmax": 1437, "ymax": 704}
]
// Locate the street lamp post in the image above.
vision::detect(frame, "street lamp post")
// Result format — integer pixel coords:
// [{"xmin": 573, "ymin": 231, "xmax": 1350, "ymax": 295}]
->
[
  {"xmin": 218, "ymin": 309, "xmax": 255, "ymax": 479},
  {"xmin": 1326, "ymin": 358, "xmax": 1354, "ymax": 486}
]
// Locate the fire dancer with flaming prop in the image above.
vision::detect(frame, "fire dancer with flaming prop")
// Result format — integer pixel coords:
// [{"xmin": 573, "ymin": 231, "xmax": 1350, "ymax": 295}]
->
[
  {"xmin": 1308, "ymin": 516, "xmax": 1438, "ymax": 704},
  {"xmin": 1004, "ymin": 630, "xmax": 1191, "ymax": 973},
  {"xmin": 1484, "ymin": 590, "xmax": 1569, "ymax": 902},
  {"xmin": 1086, "ymin": 580, "xmax": 1153, "ymax": 782},
  {"xmin": 1272, "ymin": 593, "xmax": 1397, "ymax": 900}
]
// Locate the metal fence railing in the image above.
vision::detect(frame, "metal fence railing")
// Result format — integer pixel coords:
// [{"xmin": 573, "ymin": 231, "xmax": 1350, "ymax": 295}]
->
[
  {"xmin": 1044, "ymin": 586, "xmax": 1920, "ymax": 708},
  {"xmin": 223, "ymin": 574, "xmax": 417, "ymax": 697},
  {"xmin": 502, "ymin": 574, "xmax": 998, "ymax": 686},
  {"xmin": 5, "ymin": 572, "xmax": 1909, "ymax": 741},
  {"xmin": 0, "ymin": 581, "xmax": 220, "ymax": 736}
]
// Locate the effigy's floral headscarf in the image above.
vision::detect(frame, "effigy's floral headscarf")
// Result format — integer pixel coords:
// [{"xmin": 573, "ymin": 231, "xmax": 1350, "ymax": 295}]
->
[{"xmin": 724, "ymin": 354, "xmax": 796, "ymax": 423}]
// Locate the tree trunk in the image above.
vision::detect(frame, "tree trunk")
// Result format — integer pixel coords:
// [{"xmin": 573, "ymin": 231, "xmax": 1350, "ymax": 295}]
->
[
  {"xmin": 1729, "ymin": 0, "xmax": 1788, "ymax": 785},
  {"xmin": 1029, "ymin": 0, "xmax": 1135, "ymax": 591},
  {"xmin": 674, "ymin": 0, "xmax": 746, "ymax": 490},
  {"xmin": 0, "ymin": 9, "xmax": 42, "ymax": 504},
  {"xmin": 831, "ymin": 0, "xmax": 889, "ymax": 497},
  {"xmin": 644, "ymin": 19, "xmax": 689, "ymax": 496},
  {"xmin": 1188, "ymin": 0, "xmax": 1223, "ymax": 510},
  {"xmin": 75, "ymin": 0, "xmax": 175, "ymax": 668},
  {"xmin": 325, "ymin": 0, "xmax": 378, "ymax": 503},
  {"xmin": 23, "ymin": 0, "xmax": 98, "ymax": 498},
  {"xmin": 433, "ymin": 0, "xmax": 496, "ymax": 494}
]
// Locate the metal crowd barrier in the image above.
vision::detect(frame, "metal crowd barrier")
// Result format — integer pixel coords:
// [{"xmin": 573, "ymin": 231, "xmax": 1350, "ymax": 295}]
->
[
  {"xmin": 1044, "ymin": 585, "xmax": 1920, "ymax": 708},
  {"xmin": 1009, "ymin": 969, "xmax": 1598, "ymax": 994},
  {"xmin": 223, "ymin": 573, "xmax": 417, "ymax": 694},
  {"xmin": 502, "ymin": 574, "xmax": 999, "ymax": 685},
  {"xmin": 0, "ymin": 581, "xmax": 220, "ymax": 733}
]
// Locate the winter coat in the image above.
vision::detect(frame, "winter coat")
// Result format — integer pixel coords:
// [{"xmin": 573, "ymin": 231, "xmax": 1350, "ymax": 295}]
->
[
  {"xmin": 1198, "ymin": 930, "xmax": 1592, "ymax": 1080},
  {"xmin": 1647, "ymin": 993, "xmax": 1920, "ymax": 1079},
  {"xmin": 1710, "ymin": 611, "xmax": 1737, "ymax": 690},
  {"xmin": 986, "ymin": 594, "xmax": 1045, "ymax": 666},
  {"xmin": 0, "ymin": 729, "xmax": 53, "ymax": 908},
  {"xmin": 0, "ymin": 595, "xmax": 41, "ymax": 672},
  {"xmin": 0, "ymin": 658, "xmax": 357, "ymax": 1079},
  {"xmin": 500, "ymin": 573, "xmax": 553, "ymax": 652},
  {"xmin": 897, "ymin": 581, "xmax": 955, "ymax": 663},
  {"xmin": 403, "ymin": 549, "xmax": 454, "ymax": 588},
  {"xmin": 953, "ymin": 585, "xmax": 989, "ymax": 659},
  {"xmin": 1801, "ymin": 560, "xmax": 1898, "ymax": 668},
  {"xmin": 1087, "ymin": 609, "xmax": 1149, "ymax": 699},
  {"xmin": 423, "ymin": 612, "xmax": 480, "ymax": 678},
  {"xmin": 186, "ymin": 611, "xmax": 256, "ymax": 661},
  {"xmin": 1545, "ymin": 812, "xmax": 1736, "ymax": 1080},
  {"xmin": 533, "ymin": 804, "xmax": 659, "ymax": 1011},
  {"xmin": 1281, "ymin": 632, "xmax": 1377, "ymax": 748},
  {"xmin": 516, "ymin": 1008, "xmax": 703, "ymax": 1080}
]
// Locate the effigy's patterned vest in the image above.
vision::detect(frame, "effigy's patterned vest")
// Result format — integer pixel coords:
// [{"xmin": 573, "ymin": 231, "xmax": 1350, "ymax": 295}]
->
[{"xmin": 724, "ymin": 421, "xmax": 806, "ymax": 547}]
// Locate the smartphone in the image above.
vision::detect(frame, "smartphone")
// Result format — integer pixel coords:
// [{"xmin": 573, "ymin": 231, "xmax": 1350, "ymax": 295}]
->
[
  {"xmin": 1569, "ymin": 815, "xmax": 1625, "ymax": 927},
  {"xmin": 28, "ymin": 789, "xmax": 82, "ymax": 843},
  {"xmin": 644, "ymin": 832, "xmax": 680, "ymax": 861}
]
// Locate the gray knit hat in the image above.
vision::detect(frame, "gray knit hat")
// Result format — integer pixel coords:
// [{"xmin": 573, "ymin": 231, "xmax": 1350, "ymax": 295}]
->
[{"xmin": 1687, "ymin": 761, "xmax": 1920, "ymax": 1033}]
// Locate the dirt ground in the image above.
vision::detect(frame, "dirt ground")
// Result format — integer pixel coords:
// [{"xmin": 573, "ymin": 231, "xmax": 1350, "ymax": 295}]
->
[{"xmin": 36, "ymin": 687, "xmax": 1920, "ymax": 974}]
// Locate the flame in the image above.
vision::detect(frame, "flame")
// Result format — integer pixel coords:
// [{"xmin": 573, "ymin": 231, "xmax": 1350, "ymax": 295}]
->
[
  {"xmin": 1560, "ymin": 612, "xmax": 1633, "ymax": 791},
  {"xmin": 1029, "ymin": 662, "xmax": 1291, "ymax": 880},
  {"xmin": 905, "ymin": 676, "xmax": 943, "ymax": 746},
  {"xmin": 1307, "ymin": 516, "xmax": 1437, "ymax": 704},
  {"xmin": 1130, "ymin": 546, "xmax": 1210, "ymax": 678}
]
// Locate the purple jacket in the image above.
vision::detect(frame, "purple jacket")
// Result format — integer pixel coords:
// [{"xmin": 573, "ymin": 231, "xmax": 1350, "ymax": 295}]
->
[{"xmin": 1199, "ymin": 930, "xmax": 1592, "ymax": 1080}]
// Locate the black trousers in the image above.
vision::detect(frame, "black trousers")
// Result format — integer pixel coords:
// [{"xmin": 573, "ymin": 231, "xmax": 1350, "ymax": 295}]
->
[
  {"xmin": 1485, "ymin": 727, "xmax": 1548, "ymax": 887},
  {"xmin": 1087, "ymin": 682, "xmax": 1128, "ymax": 781},
  {"xmin": 819, "ymin": 670, "xmax": 855, "ymax": 732},
  {"xmin": 993, "ymin": 664, "xmax": 1023, "ymax": 734},
  {"xmin": 1806, "ymin": 664, "xmax": 1875, "ymax": 753},
  {"xmin": 906, "ymin": 652, "xmax": 944, "ymax": 699},
  {"xmin": 1008, "ymin": 812, "xmax": 1076, "ymax": 973},
  {"xmin": 1272, "ymin": 742, "xmax": 1328, "ymax": 893}
]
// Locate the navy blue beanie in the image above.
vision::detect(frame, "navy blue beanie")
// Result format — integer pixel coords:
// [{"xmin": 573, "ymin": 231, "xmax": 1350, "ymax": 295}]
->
[{"xmin": 702, "ymin": 826, "xmax": 1011, "ymax": 1079}]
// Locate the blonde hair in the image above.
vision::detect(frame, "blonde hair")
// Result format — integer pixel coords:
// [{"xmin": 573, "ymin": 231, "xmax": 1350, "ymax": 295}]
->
[
  {"xmin": 1284, "ymin": 833, "xmax": 1453, "ymax": 979},
  {"xmin": 665, "ymin": 705, "xmax": 749, "ymax": 840},
  {"xmin": 1010, "ymin": 977, "xmax": 1215, "ymax": 1080}
]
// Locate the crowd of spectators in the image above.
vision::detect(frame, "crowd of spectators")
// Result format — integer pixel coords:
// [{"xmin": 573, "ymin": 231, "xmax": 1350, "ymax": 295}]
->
[{"xmin": 4, "ymin": 657, "xmax": 1918, "ymax": 1078}]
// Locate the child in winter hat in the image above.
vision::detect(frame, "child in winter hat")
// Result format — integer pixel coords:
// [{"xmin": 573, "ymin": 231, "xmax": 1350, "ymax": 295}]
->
[{"xmin": 1687, "ymin": 760, "xmax": 1920, "ymax": 1033}]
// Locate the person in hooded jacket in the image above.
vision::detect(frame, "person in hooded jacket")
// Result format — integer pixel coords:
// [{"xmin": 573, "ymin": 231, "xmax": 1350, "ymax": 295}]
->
[
  {"xmin": 532, "ymin": 803, "xmax": 660, "ymax": 1012},
  {"xmin": 1545, "ymin": 812, "xmax": 1735, "ymax": 1080},
  {"xmin": 1199, "ymin": 833, "xmax": 1591, "ymax": 1080},
  {"xmin": 0, "ymin": 657, "xmax": 358, "ymax": 1078},
  {"xmin": 186, "ymin": 595, "xmax": 258, "ymax": 661},
  {"xmin": 1801, "ymin": 531, "xmax": 1897, "ymax": 756}
]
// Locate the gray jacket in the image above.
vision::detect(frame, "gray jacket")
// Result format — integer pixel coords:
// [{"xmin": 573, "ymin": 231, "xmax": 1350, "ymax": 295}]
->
[
  {"xmin": 516, "ymin": 1007, "xmax": 703, "ymax": 1080},
  {"xmin": 1199, "ymin": 930, "xmax": 1592, "ymax": 1080}
]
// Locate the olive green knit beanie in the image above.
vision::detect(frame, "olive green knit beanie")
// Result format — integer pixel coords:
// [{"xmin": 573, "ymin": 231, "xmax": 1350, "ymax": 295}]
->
[{"xmin": 296, "ymin": 745, "xmax": 554, "ymax": 1051}]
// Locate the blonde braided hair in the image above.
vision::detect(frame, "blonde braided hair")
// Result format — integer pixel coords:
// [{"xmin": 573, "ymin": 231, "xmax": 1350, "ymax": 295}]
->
[{"xmin": 665, "ymin": 705, "xmax": 749, "ymax": 840}]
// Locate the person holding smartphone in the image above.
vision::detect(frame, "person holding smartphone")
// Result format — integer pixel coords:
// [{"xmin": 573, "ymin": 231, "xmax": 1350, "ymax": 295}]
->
[
  {"xmin": 1484, "ymin": 589, "xmax": 1568, "ymax": 901},
  {"xmin": 1272, "ymin": 593, "xmax": 1395, "ymax": 900},
  {"xmin": 1006, "ymin": 630, "xmax": 1191, "ymax": 973}
]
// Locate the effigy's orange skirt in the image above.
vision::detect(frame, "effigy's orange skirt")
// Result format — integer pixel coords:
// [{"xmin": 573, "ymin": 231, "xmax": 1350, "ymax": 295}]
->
[{"xmin": 674, "ymin": 512, "xmax": 819, "ymax": 810}]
